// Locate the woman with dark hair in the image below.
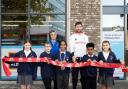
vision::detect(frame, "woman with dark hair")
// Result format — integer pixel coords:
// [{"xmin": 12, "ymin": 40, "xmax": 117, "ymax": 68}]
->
[
  {"xmin": 15, "ymin": 40, "xmax": 37, "ymax": 89},
  {"xmin": 98, "ymin": 40, "xmax": 117, "ymax": 89}
]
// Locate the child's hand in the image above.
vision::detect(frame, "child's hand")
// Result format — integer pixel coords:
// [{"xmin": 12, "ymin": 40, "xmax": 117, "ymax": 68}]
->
[
  {"xmin": 121, "ymin": 61, "xmax": 123, "ymax": 64},
  {"xmin": 63, "ymin": 60, "xmax": 66, "ymax": 63},
  {"xmin": 72, "ymin": 56, "xmax": 77, "ymax": 62},
  {"xmin": 61, "ymin": 66, "xmax": 65, "ymax": 70},
  {"xmin": 87, "ymin": 59, "xmax": 91, "ymax": 62},
  {"xmin": 93, "ymin": 60, "xmax": 97, "ymax": 62},
  {"xmin": 55, "ymin": 59, "xmax": 59, "ymax": 62},
  {"xmin": 44, "ymin": 57, "xmax": 49, "ymax": 64},
  {"xmin": 99, "ymin": 60, "xmax": 103, "ymax": 64},
  {"xmin": 60, "ymin": 61, "xmax": 65, "ymax": 70}
]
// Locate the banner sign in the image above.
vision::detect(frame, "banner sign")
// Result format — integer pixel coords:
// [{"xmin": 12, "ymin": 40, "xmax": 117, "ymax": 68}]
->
[{"xmin": 1, "ymin": 46, "xmax": 43, "ymax": 80}]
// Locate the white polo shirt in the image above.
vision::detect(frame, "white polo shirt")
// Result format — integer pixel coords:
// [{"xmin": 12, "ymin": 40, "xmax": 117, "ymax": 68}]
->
[{"xmin": 69, "ymin": 33, "xmax": 89, "ymax": 57}]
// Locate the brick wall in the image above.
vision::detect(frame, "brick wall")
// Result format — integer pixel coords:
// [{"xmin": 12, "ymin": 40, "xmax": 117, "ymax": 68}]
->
[{"xmin": 70, "ymin": 0, "xmax": 101, "ymax": 52}]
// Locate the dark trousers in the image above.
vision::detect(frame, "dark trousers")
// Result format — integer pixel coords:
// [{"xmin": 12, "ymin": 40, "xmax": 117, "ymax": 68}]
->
[
  {"xmin": 53, "ymin": 66, "xmax": 58, "ymax": 89},
  {"xmin": 72, "ymin": 67, "xmax": 84, "ymax": 89},
  {"xmin": 53, "ymin": 76, "xmax": 58, "ymax": 89},
  {"xmin": 43, "ymin": 78, "xmax": 52, "ymax": 89},
  {"xmin": 84, "ymin": 76, "xmax": 97, "ymax": 89},
  {"xmin": 56, "ymin": 73, "xmax": 69, "ymax": 89}
]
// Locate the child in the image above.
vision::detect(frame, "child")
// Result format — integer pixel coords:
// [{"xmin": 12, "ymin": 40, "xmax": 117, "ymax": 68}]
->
[
  {"xmin": 39, "ymin": 42, "xmax": 54, "ymax": 89},
  {"xmin": 81, "ymin": 42, "xmax": 98, "ymax": 89},
  {"xmin": 54, "ymin": 40, "xmax": 72, "ymax": 89},
  {"xmin": 15, "ymin": 40, "xmax": 37, "ymax": 89},
  {"xmin": 98, "ymin": 40, "xmax": 117, "ymax": 89}
]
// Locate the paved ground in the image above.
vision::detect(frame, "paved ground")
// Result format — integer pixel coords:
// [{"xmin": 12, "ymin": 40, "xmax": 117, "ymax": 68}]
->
[{"xmin": 0, "ymin": 80, "xmax": 127, "ymax": 89}]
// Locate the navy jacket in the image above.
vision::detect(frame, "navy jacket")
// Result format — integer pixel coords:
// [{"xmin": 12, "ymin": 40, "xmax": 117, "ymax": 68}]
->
[
  {"xmin": 39, "ymin": 52, "xmax": 54, "ymax": 79},
  {"xmin": 49, "ymin": 40, "xmax": 59, "ymax": 56},
  {"xmin": 98, "ymin": 51, "xmax": 117, "ymax": 77},
  {"xmin": 54, "ymin": 51, "xmax": 72, "ymax": 74},
  {"xmin": 81, "ymin": 54, "xmax": 98, "ymax": 77},
  {"xmin": 15, "ymin": 50, "xmax": 37, "ymax": 77}
]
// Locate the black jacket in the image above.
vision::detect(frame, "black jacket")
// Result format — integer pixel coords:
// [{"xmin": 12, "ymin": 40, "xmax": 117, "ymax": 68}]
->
[
  {"xmin": 98, "ymin": 51, "xmax": 117, "ymax": 77},
  {"xmin": 15, "ymin": 50, "xmax": 37, "ymax": 78},
  {"xmin": 81, "ymin": 54, "xmax": 98, "ymax": 77},
  {"xmin": 39, "ymin": 52, "xmax": 54, "ymax": 79},
  {"xmin": 53, "ymin": 51, "xmax": 72, "ymax": 74}
]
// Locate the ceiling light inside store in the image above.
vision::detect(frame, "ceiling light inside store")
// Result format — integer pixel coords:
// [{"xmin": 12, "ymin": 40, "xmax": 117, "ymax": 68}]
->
[
  {"xmin": 3, "ymin": 21, "xmax": 27, "ymax": 23},
  {"xmin": 2, "ymin": 24, "xmax": 19, "ymax": 27},
  {"xmin": 31, "ymin": 25, "xmax": 52, "ymax": 27}
]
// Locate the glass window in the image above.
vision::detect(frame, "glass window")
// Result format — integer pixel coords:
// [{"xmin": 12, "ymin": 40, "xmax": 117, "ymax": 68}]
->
[
  {"xmin": 31, "ymin": 0, "xmax": 65, "ymax": 13},
  {"xmin": 1, "ymin": 14, "xmax": 28, "ymax": 45},
  {"xmin": 30, "ymin": 0, "xmax": 66, "ymax": 45},
  {"xmin": 127, "ymin": 0, "xmax": 128, "ymax": 49},
  {"xmin": 1, "ymin": 0, "xmax": 66, "ymax": 45},
  {"xmin": 103, "ymin": 15, "xmax": 124, "ymax": 30},
  {"xmin": 102, "ymin": 0, "xmax": 124, "ymax": 6},
  {"xmin": 30, "ymin": 14, "xmax": 65, "ymax": 45},
  {"xmin": 127, "ymin": 0, "xmax": 128, "ymax": 4},
  {"xmin": 1, "ymin": 0, "xmax": 28, "ymax": 13}
]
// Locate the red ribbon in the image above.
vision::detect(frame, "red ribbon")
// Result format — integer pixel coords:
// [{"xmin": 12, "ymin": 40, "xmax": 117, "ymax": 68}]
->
[
  {"xmin": 2, "ymin": 59, "xmax": 11, "ymax": 77},
  {"xmin": 2, "ymin": 57, "xmax": 128, "ymax": 77}
]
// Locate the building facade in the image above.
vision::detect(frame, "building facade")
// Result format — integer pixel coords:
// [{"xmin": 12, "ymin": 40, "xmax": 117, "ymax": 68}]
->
[{"xmin": 0, "ymin": 0, "xmax": 128, "ymax": 79}]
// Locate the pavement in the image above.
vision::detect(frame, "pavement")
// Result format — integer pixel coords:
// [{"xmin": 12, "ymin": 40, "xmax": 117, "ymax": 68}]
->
[{"xmin": 0, "ymin": 80, "xmax": 127, "ymax": 89}]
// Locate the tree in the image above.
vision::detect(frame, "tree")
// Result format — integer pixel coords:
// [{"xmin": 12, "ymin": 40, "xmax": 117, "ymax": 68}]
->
[
  {"xmin": 2, "ymin": 0, "xmax": 53, "ymax": 25},
  {"xmin": 2, "ymin": 0, "xmax": 53, "ymax": 42}
]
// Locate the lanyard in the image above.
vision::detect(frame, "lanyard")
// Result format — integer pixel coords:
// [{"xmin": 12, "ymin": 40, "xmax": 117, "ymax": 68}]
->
[{"xmin": 59, "ymin": 52, "xmax": 66, "ymax": 62}]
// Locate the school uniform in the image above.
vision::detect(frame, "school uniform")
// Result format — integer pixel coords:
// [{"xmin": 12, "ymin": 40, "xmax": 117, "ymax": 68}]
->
[
  {"xmin": 39, "ymin": 52, "xmax": 54, "ymax": 89},
  {"xmin": 98, "ymin": 51, "xmax": 117, "ymax": 87},
  {"xmin": 15, "ymin": 50, "xmax": 37, "ymax": 85},
  {"xmin": 49, "ymin": 40, "xmax": 59, "ymax": 89},
  {"xmin": 69, "ymin": 33, "xmax": 89, "ymax": 89},
  {"xmin": 54, "ymin": 51, "xmax": 72, "ymax": 89},
  {"xmin": 81, "ymin": 54, "xmax": 98, "ymax": 89}
]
